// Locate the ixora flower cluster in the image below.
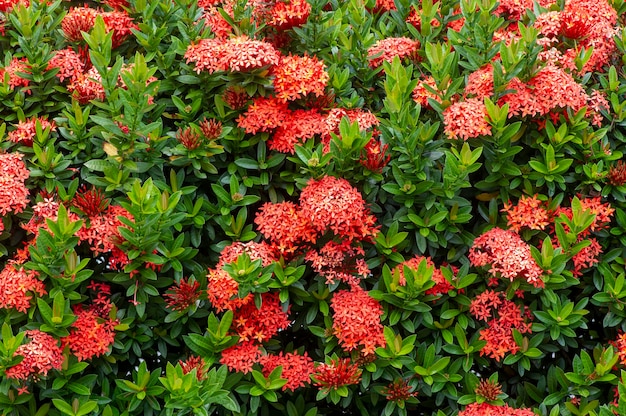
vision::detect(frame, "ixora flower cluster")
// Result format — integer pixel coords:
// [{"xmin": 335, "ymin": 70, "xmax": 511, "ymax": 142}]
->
[
  {"xmin": 167, "ymin": 176, "xmax": 385, "ymax": 390},
  {"xmin": 2, "ymin": 0, "xmax": 626, "ymax": 412}
]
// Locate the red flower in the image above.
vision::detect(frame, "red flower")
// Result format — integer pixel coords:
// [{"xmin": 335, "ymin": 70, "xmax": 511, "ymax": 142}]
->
[
  {"xmin": 67, "ymin": 67, "xmax": 106, "ymax": 104},
  {"xmin": 502, "ymin": 195, "xmax": 551, "ymax": 232},
  {"xmin": 62, "ymin": 298, "xmax": 118, "ymax": 361},
  {"xmin": 226, "ymin": 36, "xmax": 281, "ymax": 72},
  {"xmin": 382, "ymin": 378, "xmax": 418, "ymax": 403},
  {"xmin": 273, "ymin": 54, "xmax": 329, "ymax": 102},
  {"xmin": 269, "ymin": 0, "xmax": 311, "ymax": 30},
  {"xmin": 469, "ymin": 227, "xmax": 544, "ymax": 287},
  {"xmin": 72, "ymin": 186, "xmax": 110, "ymax": 217},
  {"xmin": 232, "ymin": 292, "xmax": 290, "ymax": 343},
  {"xmin": 443, "ymin": 98, "xmax": 492, "ymax": 140},
  {"xmin": 102, "ymin": 11, "xmax": 138, "ymax": 48},
  {"xmin": 299, "ymin": 175, "xmax": 379, "ymax": 242},
  {"xmin": 0, "ymin": 152, "xmax": 30, "ymax": 216},
  {"xmin": 572, "ymin": 237, "xmax": 602, "ymax": 277},
  {"xmin": 0, "ymin": 0, "xmax": 26, "ymax": 13},
  {"xmin": 180, "ymin": 355, "xmax": 208, "ymax": 381},
  {"xmin": 76, "ymin": 204, "xmax": 131, "ymax": 257},
  {"xmin": 201, "ymin": 6, "xmax": 233, "ymax": 40},
  {"xmin": 312, "ymin": 358, "xmax": 362, "ymax": 392},
  {"xmin": 164, "ymin": 278, "xmax": 201, "ymax": 311},
  {"xmin": 269, "ymin": 109, "xmax": 329, "ymax": 154},
  {"xmin": 0, "ymin": 57, "xmax": 31, "ymax": 91},
  {"xmin": 185, "ymin": 36, "xmax": 280, "ymax": 74},
  {"xmin": 220, "ymin": 341, "xmax": 262, "ymax": 374},
  {"xmin": 185, "ymin": 38, "xmax": 229, "ymax": 74},
  {"xmin": 259, "ymin": 351, "xmax": 315, "ymax": 391},
  {"xmin": 199, "ymin": 118, "xmax": 222, "ymax": 140},
  {"xmin": 360, "ymin": 138, "xmax": 390, "ymax": 173},
  {"xmin": 176, "ymin": 127, "xmax": 203, "ymax": 150},
  {"xmin": 331, "ymin": 286, "xmax": 385, "ymax": 355},
  {"xmin": 8, "ymin": 117, "xmax": 56, "ymax": 147},
  {"xmin": 47, "ymin": 48, "xmax": 84, "ymax": 83},
  {"xmin": 475, "ymin": 379, "xmax": 503, "ymax": 401},
  {"xmin": 62, "ymin": 7, "xmax": 99, "ymax": 42},
  {"xmin": 217, "ymin": 241, "xmax": 277, "ymax": 268},
  {"xmin": 465, "ymin": 64, "xmax": 494, "ymax": 99},
  {"xmin": 612, "ymin": 332, "xmax": 626, "ymax": 366},
  {"xmin": 459, "ymin": 402, "xmax": 535, "ymax": 416},
  {"xmin": 367, "ymin": 37, "xmax": 420, "ymax": 69},
  {"xmin": 254, "ymin": 201, "xmax": 317, "ymax": 254},
  {"xmin": 0, "ymin": 264, "xmax": 46, "ymax": 313},
  {"xmin": 5, "ymin": 330, "xmax": 63, "ymax": 381},
  {"xmin": 236, "ymin": 96, "xmax": 290, "ymax": 135},
  {"xmin": 469, "ymin": 291, "xmax": 532, "ymax": 361},
  {"xmin": 412, "ymin": 76, "xmax": 446, "ymax": 109},
  {"xmin": 207, "ymin": 268, "xmax": 252, "ymax": 312},
  {"xmin": 608, "ymin": 160, "xmax": 626, "ymax": 186}
]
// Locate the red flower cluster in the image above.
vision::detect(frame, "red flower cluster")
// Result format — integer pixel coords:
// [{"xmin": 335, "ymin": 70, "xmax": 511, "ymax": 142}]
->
[
  {"xmin": 502, "ymin": 194, "xmax": 551, "ymax": 232},
  {"xmin": 180, "ymin": 355, "xmax": 208, "ymax": 381},
  {"xmin": 254, "ymin": 201, "xmax": 317, "ymax": 253},
  {"xmin": 269, "ymin": 0, "xmax": 311, "ymax": 30},
  {"xmin": 259, "ymin": 351, "xmax": 315, "ymax": 391},
  {"xmin": 219, "ymin": 341, "xmax": 262, "ymax": 374},
  {"xmin": 62, "ymin": 7, "xmax": 137, "ymax": 47},
  {"xmin": 469, "ymin": 227, "xmax": 544, "ymax": 287},
  {"xmin": 268, "ymin": 109, "xmax": 328, "ymax": 153},
  {"xmin": 299, "ymin": 176, "xmax": 379, "ymax": 241},
  {"xmin": 237, "ymin": 98, "xmax": 380, "ymax": 155},
  {"xmin": 8, "ymin": 117, "xmax": 56, "ymax": 147},
  {"xmin": 412, "ymin": 76, "xmax": 447, "ymax": 109},
  {"xmin": 367, "ymin": 37, "xmax": 420, "ymax": 69},
  {"xmin": 459, "ymin": 402, "xmax": 535, "ymax": 416},
  {"xmin": 533, "ymin": 0, "xmax": 618, "ymax": 73},
  {"xmin": 0, "ymin": 57, "xmax": 30, "ymax": 91},
  {"xmin": 330, "ymin": 285, "xmax": 385, "ymax": 355},
  {"xmin": 255, "ymin": 176, "xmax": 378, "ymax": 259},
  {"xmin": 0, "ymin": 152, "xmax": 30, "ymax": 217},
  {"xmin": 185, "ymin": 36, "xmax": 280, "ymax": 74},
  {"xmin": 382, "ymin": 378, "xmax": 418, "ymax": 403},
  {"xmin": 236, "ymin": 96, "xmax": 290, "ymax": 135},
  {"xmin": 465, "ymin": 64, "xmax": 494, "ymax": 99},
  {"xmin": 443, "ymin": 98, "xmax": 492, "ymax": 141},
  {"xmin": 273, "ymin": 54, "xmax": 329, "ymax": 102},
  {"xmin": 0, "ymin": 264, "xmax": 46, "ymax": 313},
  {"xmin": 67, "ymin": 67, "xmax": 106, "ymax": 104},
  {"xmin": 206, "ymin": 241, "xmax": 276, "ymax": 312},
  {"xmin": 47, "ymin": 48, "xmax": 84, "ymax": 83},
  {"xmin": 608, "ymin": 160, "xmax": 626, "ymax": 186},
  {"xmin": 312, "ymin": 358, "xmax": 362, "ymax": 393},
  {"xmin": 62, "ymin": 282, "xmax": 119, "ymax": 361},
  {"xmin": 5, "ymin": 330, "xmax": 63, "ymax": 381},
  {"xmin": 469, "ymin": 290, "xmax": 532, "ymax": 361},
  {"xmin": 0, "ymin": 0, "xmax": 25, "ymax": 13},
  {"xmin": 163, "ymin": 278, "xmax": 201, "ymax": 312},
  {"xmin": 232, "ymin": 292, "xmax": 290, "ymax": 343}
]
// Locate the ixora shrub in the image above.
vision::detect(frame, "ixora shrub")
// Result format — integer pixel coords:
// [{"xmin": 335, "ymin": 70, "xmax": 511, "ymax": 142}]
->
[{"xmin": 1, "ymin": 0, "xmax": 626, "ymax": 414}]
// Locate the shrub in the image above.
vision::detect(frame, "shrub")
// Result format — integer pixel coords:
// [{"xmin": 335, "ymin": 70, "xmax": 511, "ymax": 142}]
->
[{"xmin": 0, "ymin": 0, "xmax": 626, "ymax": 415}]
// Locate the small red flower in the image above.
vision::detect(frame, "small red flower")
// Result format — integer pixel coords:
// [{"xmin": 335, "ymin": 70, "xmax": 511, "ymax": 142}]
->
[
  {"xmin": 312, "ymin": 358, "xmax": 362, "ymax": 392},
  {"xmin": 5, "ymin": 330, "xmax": 63, "ymax": 381},
  {"xmin": 330, "ymin": 286, "xmax": 385, "ymax": 355},
  {"xmin": 259, "ymin": 351, "xmax": 315, "ymax": 391},
  {"xmin": 164, "ymin": 278, "xmax": 201, "ymax": 312}
]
